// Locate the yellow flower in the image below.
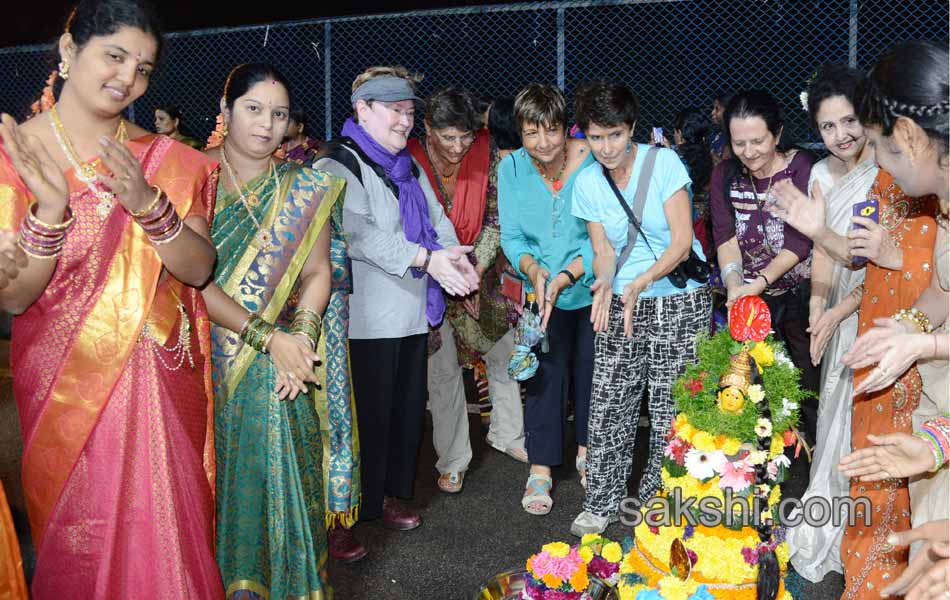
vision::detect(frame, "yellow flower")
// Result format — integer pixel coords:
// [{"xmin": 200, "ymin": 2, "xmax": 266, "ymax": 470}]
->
[
  {"xmin": 675, "ymin": 413, "xmax": 689, "ymax": 429},
  {"xmin": 748, "ymin": 384, "xmax": 765, "ymax": 404},
  {"xmin": 603, "ymin": 541, "xmax": 623, "ymax": 563},
  {"xmin": 579, "ymin": 546, "xmax": 595, "ymax": 564},
  {"xmin": 542, "ymin": 573, "xmax": 563, "ymax": 588},
  {"xmin": 722, "ymin": 437, "xmax": 742, "ymax": 455},
  {"xmin": 692, "ymin": 431, "xmax": 717, "ymax": 452},
  {"xmin": 770, "ymin": 435, "xmax": 784, "ymax": 458},
  {"xmin": 749, "ymin": 342, "xmax": 774, "ymax": 371},
  {"xmin": 658, "ymin": 576, "xmax": 700, "ymax": 600},
  {"xmin": 569, "ymin": 568, "xmax": 589, "ymax": 592},
  {"xmin": 542, "ymin": 541, "xmax": 571, "ymax": 558},
  {"xmin": 769, "ymin": 484, "xmax": 782, "ymax": 507},
  {"xmin": 776, "ymin": 541, "xmax": 791, "ymax": 568},
  {"xmin": 678, "ymin": 423, "xmax": 696, "ymax": 442},
  {"xmin": 717, "ymin": 386, "xmax": 746, "ymax": 414},
  {"xmin": 761, "ymin": 508, "xmax": 774, "ymax": 521}
]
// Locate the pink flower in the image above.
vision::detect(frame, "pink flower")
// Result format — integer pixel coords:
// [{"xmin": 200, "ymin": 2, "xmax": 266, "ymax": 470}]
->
[
  {"xmin": 687, "ymin": 549, "xmax": 698, "ymax": 566},
  {"xmin": 664, "ymin": 437, "xmax": 689, "ymax": 465},
  {"xmin": 741, "ymin": 546, "xmax": 759, "ymax": 566},
  {"xmin": 649, "ymin": 526, "xmax": 659, "ymax": 535},
  {"xmin": 718, "ymin": 459, "xmax": 754, "ymax": 492},
  {"xmin": 528, "ymin": 551, "xmax": 557, "ymax": 577}
]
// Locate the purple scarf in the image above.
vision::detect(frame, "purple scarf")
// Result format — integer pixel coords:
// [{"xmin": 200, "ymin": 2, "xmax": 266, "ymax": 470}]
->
[{"xmin": 341, "ymin": 118, "xmax": 445, "ymax": 326}]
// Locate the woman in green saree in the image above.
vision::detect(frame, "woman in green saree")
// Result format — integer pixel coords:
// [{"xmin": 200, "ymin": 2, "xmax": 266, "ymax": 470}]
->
[{"xmin": 202, "ymin": 63, "xmax": 348, "ymax": 599}]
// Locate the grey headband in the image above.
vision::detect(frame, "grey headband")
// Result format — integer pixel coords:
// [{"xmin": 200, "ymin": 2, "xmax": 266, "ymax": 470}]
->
[{"xmin": 350, "ymin": 76, "xmax": 421, "ymax": 106}]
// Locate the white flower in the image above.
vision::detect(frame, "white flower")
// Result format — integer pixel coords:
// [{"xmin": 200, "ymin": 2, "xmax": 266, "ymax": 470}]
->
[
  {"xmin": 748, "ymin": 384, "xmax": 765, "ymax": 404},
  {"xmin": 773, "ymin": 454, "xmax": 791, "ymax": 469},
  {"xmin": 684, "ymin": 448, "xmax": 728, "ymax": 480},
  {"xmin": 774, "ymin": 350, "xmax": 794, "ymax": 368},
  {"xmin": 755, "ymin": 418, "xmax": 773, "ymax": 438},
  {"xmin": 747, "ymin": 450, "xmax": 768, "ymax": 466},
  {"xmin": 778, "ymin": 398, "xmax": 799, "ymax": 419},
  {"xmin": 800, "ymin": 91, "xmax": 809, "ymax": 112}
]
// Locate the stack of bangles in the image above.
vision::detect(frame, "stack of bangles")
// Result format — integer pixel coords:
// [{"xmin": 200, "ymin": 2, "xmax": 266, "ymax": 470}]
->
[
  {"xmin": 893, "ymin": 307, "xmax": 933, "ymax": 333},
  {"xmin": 290, "ymin": 308, "xmax": 322, "ymax": 350},
  {"xmin": 914, "ymin": 416, "xmax": 949, "ymax": 472},
  {"xmin": 131, "ymin": 185, "xmax": 184, "ymax": 245},
  {"xmin": 18, "ymin": 204, "xmax": 74, "ymax": 259},
  {"xmin": 240, "ymin": 314, "xmax": 276, "ymax": 354}
]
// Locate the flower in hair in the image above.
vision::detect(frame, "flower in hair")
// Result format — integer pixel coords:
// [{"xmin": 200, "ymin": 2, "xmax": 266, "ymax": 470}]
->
[
  {"xmin": 30, "ymin": 70, "xmax": 58, "ymax": 116},
  {"xmin": 799, "ymin": 91, "xmax": 809, "ymax": 112}
]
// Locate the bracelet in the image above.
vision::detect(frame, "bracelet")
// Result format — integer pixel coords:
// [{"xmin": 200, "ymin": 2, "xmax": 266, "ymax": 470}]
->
[
  {"xmin": 17, "ymin": 204, "xmax": 74, "ymax": 259},
  {"xmin": 240, "ymin": 314, "xmax": 276, "ymax": 354},
  {"xmin": 758, "ymin": 272, "xmax": 771, "ymax": 286},
  {"xmin": 421, "ymin": 248, "xmax": 433, "ymax": 272},
  {"xmin": 558, "ymin": 269, "xmax": 577, "ymax": 286},
  {"xmin": 290, "ymin": 307, "xmax": 323, "ymax": 349},
  {"xmin": 720, "ymin": 262, "xmax": 743, "ymax": 283},
  {"xmin": 130, "ymin": 185, "xmax": 164, "ymax": 218},
  {"xmin": 914, "ymin": 428, "xmax": 946, "ymax": 472},
  {"xmin": 893, "ymin": 308, "xmax": 933, "ymax": 333}
]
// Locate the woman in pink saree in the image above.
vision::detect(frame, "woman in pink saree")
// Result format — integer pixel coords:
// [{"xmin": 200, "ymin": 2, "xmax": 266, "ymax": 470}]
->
[{"xmin": 0, "ymin": 0, "xmax": 223, "ymax": 597}]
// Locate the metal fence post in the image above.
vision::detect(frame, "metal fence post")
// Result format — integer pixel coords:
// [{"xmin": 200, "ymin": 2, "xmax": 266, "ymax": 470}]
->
[
  {"xmin": 557, "ymin": 7, "xmax": 565, "ymax": 91},
  {"xmin": 849, "ymin": 0, "xmax": 859, "ymax": 68},
  {"xmin": 324, "ymin": 22, "xmax": 333, "ymax": 141}
]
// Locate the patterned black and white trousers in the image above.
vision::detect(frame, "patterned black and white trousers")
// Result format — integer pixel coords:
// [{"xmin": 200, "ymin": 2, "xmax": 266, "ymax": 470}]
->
[{"xmin": 583, "ymin": 286, "xmax": 712, "ymax": 517}]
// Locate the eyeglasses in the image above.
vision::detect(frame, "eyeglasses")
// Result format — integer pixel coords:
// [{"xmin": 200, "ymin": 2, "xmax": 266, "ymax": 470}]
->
[{"xmin": 433, "ymin": 130, "xmax": 475, "ymax": 146}]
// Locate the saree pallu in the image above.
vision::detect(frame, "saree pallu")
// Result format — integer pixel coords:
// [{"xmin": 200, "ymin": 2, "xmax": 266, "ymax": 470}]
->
[
  {"xmin": 841, "ymin": 172, "xmax": 938, "ymax": 599},
  {"xmin": 211, "ymin": 162, "xmax": 344, "ymax": 599},
  {"xmin": 0, "ymin": 135, "xmax": 222, "ymax": 599},
  {"xmin": 788, "ymin": 158, "xmax": 876, "ymax": 582}
]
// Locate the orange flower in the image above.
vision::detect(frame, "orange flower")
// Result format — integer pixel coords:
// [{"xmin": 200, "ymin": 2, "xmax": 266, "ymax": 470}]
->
[
  {"xmin": 541, "ymin": 573, "xmax": 563, "ymax": 588},
  {"xmin": 569, "ymin": 568, "xmax": 590, "ymax": 591}
]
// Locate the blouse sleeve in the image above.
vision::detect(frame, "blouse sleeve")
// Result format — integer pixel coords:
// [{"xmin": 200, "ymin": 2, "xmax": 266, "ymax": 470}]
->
[{"xmin": 709, "ymin": 161, "xmax": 735, "ymax": 249}]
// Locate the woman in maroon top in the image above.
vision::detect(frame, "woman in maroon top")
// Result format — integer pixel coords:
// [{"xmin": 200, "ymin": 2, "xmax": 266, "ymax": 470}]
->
[{"xmin": 710, "ymin": 89, "xmax": 819, "ymax": 445}]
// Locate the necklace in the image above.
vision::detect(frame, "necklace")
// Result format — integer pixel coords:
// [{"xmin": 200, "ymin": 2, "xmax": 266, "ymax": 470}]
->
[
  {"xmin": 220, "ymin": 146, "xmax": 281, "ymax": 251},
  {"xmin": 49, "ymin": 104, "xmax": 128, "ymax": 219},
  {"xmin": 532, "ymin": 147, "xmax": 567, "ymax": 191},
  {"xmin": 425, "ymin": 138, "xmax": 460, "ymax": 180}
]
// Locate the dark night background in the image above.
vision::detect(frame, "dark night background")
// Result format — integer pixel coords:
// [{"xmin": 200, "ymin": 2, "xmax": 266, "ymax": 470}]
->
[{"xmin": 2, "ymin": 1, "xmax": 529, "ymax": 48}]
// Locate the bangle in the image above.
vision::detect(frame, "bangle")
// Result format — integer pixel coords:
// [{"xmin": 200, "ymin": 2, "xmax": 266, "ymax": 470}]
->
[
  {"xmin": 893, "ymin": 308, "xmax": 933, "ymax": 333},
  {"xmin": 758, "ymin": 272, "xmax": 770, "ymax": 286},
  {"xmin": 290, "ymin": 307, "xmax": 323, "ymax": 349},
  {"xmin": 914, "ymin": 428, "xmax": 946, "ymax": 472},
  {"xmin": 240, "ymin": 314, "xmax": 276, "ymax": 354},
  {"xmin": 421, "ymin": 248, "xmax": 433, "ymax": 272},
  {"xmin": 130, "ymin": 185, "xmax": 164, "ymax": 218},
  {"xmin": 721, "ymin": 262, "xmax": 742, "ymax": 282},
  {"xmin": 558, "ymin": 269, "xmax": 577, "ymax": 286},
  {"xmin": 17, "ymin": 204, "xmax": 74, "ymax": 259}
]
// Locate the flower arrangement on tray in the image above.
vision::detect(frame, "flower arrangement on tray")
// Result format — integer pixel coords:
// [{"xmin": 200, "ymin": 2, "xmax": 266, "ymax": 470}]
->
[
  {"xmin": 616, "ymin": 296, "xmax": 805, "ymax": 600},
  {"xmin": 523, "ymin": 542, "xmax": 591, "ymax": 600}
]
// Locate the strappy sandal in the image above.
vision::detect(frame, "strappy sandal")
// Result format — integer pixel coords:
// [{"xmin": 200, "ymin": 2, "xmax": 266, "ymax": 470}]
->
[
  {"xmin": 521, "ymin": 473, "xmax": 553, "ymax": 516},
  {"xmin": 576, "ymin": 454, "xmax": 587, "ymax": 490},
  {"xmin": 487, "ymin": 437, "xmax": 529, "ymax": 464},
  {"xmin": 437, "ymin": 471, "xmax": 464, "ymax": 494}
]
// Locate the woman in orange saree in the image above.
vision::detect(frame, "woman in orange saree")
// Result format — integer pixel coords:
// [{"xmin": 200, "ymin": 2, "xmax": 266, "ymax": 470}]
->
[{"xmin": 0, "ymin": 1, "xmax": 223, "ymax": 597}]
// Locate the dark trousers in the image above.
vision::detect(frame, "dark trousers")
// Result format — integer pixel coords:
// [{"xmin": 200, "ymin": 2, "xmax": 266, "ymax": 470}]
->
[
  {"xmin": 764, "ymin": 289, "xmax": 820, "ymax": 446},
  {"xmin": 524, "ymin": 305, "xmax": 594, "ymax": 467},
  {"xmin": 349, "ymin": 334, "xmax": 428, "ymax": 521}
]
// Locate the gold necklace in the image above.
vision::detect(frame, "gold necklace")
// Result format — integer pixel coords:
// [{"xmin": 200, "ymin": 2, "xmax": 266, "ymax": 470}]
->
[
  {"xmin": 425, "ymin": 138, "xmax": 459, "ymax": 180},
  {"xmin": 220, "ymin": 146, "xmax": 280, "ymax": 251},
  {"xmin": 49, "ymin": 105, "xmax": 128, "ymax": 219}
]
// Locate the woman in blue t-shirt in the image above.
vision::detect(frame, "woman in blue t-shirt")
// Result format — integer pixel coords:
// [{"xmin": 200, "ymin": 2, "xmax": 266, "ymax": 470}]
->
[{"xmin": 569, "ymin": 81, "xmax": 713, "ymax": 536}]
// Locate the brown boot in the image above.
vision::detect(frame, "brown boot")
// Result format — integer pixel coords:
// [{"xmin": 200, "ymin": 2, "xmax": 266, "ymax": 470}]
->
[{"xmin": 327, "ymin": 524, "xmax": 367, "ymax": 563}]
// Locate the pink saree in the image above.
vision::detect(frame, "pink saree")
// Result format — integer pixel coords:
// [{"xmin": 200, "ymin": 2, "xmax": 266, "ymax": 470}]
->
[{"xmin": 0, "ymin": 135, "xmax": 223, "ymax": 599}]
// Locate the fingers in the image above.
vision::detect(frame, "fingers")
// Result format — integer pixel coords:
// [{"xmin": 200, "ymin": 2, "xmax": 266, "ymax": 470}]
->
[
  {"xmin": 540, "ymin": 303, "xmax": 553, "ymax": 331},
  {"xmin": 622, "ymin": 299, "xmax": 634, "ymax": 339},
  {"xmin": 889, "ymin": 521, "xmax": 950, "ymax": 548},
  {"xmin": 881, "ymin": 545, "xmax": 936, "ymax": 597}
]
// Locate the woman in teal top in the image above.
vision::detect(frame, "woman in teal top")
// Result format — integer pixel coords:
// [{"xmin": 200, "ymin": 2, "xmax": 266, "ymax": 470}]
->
[
  {"xmin": 498, "ymin": 84, "xmax": 596, "ymax": 516},
  {"xmin": 569, "ymin": 81, "xmax": 712, "ymax": 536}
]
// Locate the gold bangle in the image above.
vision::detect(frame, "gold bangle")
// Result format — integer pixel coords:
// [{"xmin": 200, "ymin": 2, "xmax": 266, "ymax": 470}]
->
[
  {"xmin": 131, "ymin": 185, "xmax": 164, "ymax": 218},
  {"xmin": 27, "ymin": 203, "xmax": 74, "ymax": 231},
  {"xmin": 893, "ymin": 308, "xmax": 932, "ymax": 334}
]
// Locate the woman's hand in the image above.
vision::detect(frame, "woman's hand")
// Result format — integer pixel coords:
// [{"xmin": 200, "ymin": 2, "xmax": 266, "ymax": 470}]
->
[
  {"xmin": 0, "ymin": 231, "xmax": 27, "ymax": 289},
  {"xmin": 770, "ymin": 180, "xmax": 827, "ymax": 240},
  {"xmin": 808, "ymin": 302, "xmax": 846, "ymax": 366},
  {"xmin": 844, "ymin": 317, "xmax": 931, "ymax": 395},
  {"xmin": 541, "ymin": 271, "xmax": 569, "ymax": 330},
  {"xmin": 0, "ymin": 114, "xmax": 69, "ymax": 215},
  {"xmin": 267, "ymin": 331, "xmax": 320, "ymax": 400},
  {"xmin": 589, "ymin": 275, "xmax": 613, "ymax": 333},
  {"xmin": 621, "ymin": 274, "xmax": 651, "ymax": 338},
  {"xmin": 838, "ymin": 432, "xmax": 937, "ymax": 480},
  {"xmin": 726, "ymin": 278, "xmax": 766, "ymax": 310},
  {"xmin": 98, "ymin": 135, "xmax": 154, "ymax": 214},
  {"xmin": 880, "ymin": 520, "xmax": 950, "ymax": 599},
  {"xmin": 526, "ymin": 263, "xmax": 550, "ymax": 316},
  {"xmin": 848, "ymin": 216, "xmax": 903, "ymax": 270},
  {"xmin": 426, "ymin": 246, "xmax": 478, "ymax": 297}
]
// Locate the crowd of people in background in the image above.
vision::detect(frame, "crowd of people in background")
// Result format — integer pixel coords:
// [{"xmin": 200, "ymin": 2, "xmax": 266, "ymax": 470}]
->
[{"xmin": 0, "ymin": 0, "xmax": 945, "ymax": 599}]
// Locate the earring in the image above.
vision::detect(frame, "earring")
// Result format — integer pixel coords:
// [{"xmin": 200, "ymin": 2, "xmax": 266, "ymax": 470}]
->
[
  {"xmin": 625, "ymin": 141, "xmax": 633, "ymax": 154},
  {"xmin": 58, "ymin": 60, "xmax": 70, "ymax": 80}
]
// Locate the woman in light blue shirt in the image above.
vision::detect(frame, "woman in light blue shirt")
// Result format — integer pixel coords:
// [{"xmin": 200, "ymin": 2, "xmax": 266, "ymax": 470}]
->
[
  {"xmin": 498, "ymin": 84, "xmax": 596, "ymax": 516},
  {"xmin": 569, "ymin": 81, "xmax": 712, "ymax": 536}
]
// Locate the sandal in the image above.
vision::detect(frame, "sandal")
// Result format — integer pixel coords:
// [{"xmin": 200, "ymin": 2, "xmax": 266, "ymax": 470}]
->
[
  {"xmin": 521, "ymin": 473, "xmax": 553, "ymax": 516},
  {"xmin": 576, "ymin": 454, "xmax": 587, "ymax": 490},
  {"xmin": 487, "ymin": 437, "xmax": 529, "ymax": 464},
  {"xmin": 437, "ymin": 471, "xmax": 464, "ymax": 494}
]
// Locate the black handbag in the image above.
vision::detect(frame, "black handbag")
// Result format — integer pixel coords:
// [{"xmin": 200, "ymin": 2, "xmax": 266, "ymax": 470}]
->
[{"xmin": 603, "ymin": 147, "xmax": 710, "ymax": 289}]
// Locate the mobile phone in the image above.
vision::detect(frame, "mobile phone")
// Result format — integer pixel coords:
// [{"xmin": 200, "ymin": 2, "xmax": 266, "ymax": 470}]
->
[
  {"xmin": 850, "ymin": 198, "xmax": 880, "ymax": 267},
  {"xmin": 652, "ymin": 127, "xmax": 664, "ymax": 146}
]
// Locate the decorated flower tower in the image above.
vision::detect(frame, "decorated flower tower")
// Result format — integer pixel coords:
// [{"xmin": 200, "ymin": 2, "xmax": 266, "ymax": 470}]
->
[{"xmin": 618, "ymin": 296, "xmax": 808, "ymax": 600}]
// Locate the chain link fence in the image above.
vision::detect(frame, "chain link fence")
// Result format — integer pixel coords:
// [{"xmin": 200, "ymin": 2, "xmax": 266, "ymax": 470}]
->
[{"xmin": 0, "ymin": 0, "xmax": 946, "ymax": 147}]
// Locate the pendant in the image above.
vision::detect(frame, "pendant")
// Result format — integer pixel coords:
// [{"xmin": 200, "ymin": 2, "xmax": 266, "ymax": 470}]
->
[
  {"xmin": 553, "ymin": 179, "xmax": 563, "ymax": 192},
  {"xmin": 95, "ymin": 190, "xmax": 115, "ymax": 219},
  {"xmin": 247, "ymin": 193, "xmax": 260, "ymax": 207}
]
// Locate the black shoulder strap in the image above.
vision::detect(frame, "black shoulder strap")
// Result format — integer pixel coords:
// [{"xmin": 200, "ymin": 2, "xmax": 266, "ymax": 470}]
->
[{"xmin": 322, "ymin": 136, "xmax": 420, "ymax": 198}]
